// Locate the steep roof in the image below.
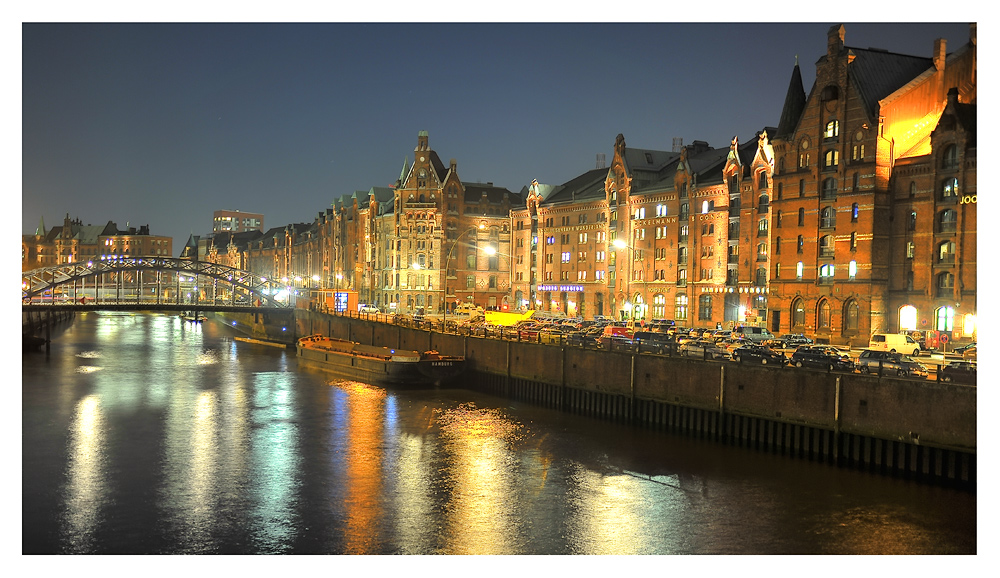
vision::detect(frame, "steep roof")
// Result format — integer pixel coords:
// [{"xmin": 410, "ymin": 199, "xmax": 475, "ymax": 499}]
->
[
  {"xmin": 776, "ymin": 60, "xmax": 806, "ymax": 140},
  {"xmin": 844, "ymin": 47, "xmax": 934, "ymax": 123}
]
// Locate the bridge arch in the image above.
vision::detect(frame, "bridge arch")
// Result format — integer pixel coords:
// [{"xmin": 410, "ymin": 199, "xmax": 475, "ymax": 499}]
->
[{"xmin": 22, "ymin": 257, "xmax": 292, "ymax": 308}]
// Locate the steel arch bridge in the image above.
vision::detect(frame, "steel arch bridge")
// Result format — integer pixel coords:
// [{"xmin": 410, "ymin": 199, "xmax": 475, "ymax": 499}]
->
[{"xmin": 22, "ymin": 257, "xmax": 294, "ymax": 309}]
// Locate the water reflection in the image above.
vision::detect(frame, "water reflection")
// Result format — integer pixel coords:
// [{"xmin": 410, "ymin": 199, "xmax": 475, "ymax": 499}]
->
[
  {"xmin": 437, "ymin": 403, "xmax": 525, "ymax": 554},
  {"xmin": 249, "ymin": 371, "xmax": 299, "ymax": 553},
  {"xmin": 63, "ymin": 395, "xmax": 105, "ymax": 553},
  {"xmin": 340, "ymin": 382, "xmax": 388, "ymax": 554}
]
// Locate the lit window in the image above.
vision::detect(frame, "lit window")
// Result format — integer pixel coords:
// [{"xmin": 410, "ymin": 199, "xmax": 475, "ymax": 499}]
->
[
  {"xmin": 849, "ymin": 260, "xmax": 857, "ymax": 279},
  {"xmin": 899, "ymin": 305, "xmax": 918, "ymax": 331},
  {"xmin": 796, "ymin": 261, "xmax": 804, "ymax": 279}
]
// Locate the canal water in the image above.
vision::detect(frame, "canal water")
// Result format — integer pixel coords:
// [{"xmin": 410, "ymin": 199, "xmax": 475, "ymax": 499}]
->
[{"xmin": 22, "ymin": 312, "xmax": 976, "ymax": 555}]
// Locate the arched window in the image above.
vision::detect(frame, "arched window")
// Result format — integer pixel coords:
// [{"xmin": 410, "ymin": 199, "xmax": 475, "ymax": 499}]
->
[
  {"xmin": 899, "ymin": 305, "xmax": 918, "ymax": 331},
  {"xmin": 824, "ymin": 119, "xmax": 839, "ymax": 138},
  {"xmin": 755, "ymin": 267, "xmax": 767, "ymax": 286},
  {"xmin": 938, "ymin": 209, "xmax": 957, "ymax": 233},
  {"xmin": 792, "ymin": 298, "xmax": 806, "ymax": 328},
  {"xmin": 909, "ymin": 210, "xmax": 917, "ymax": 231},
  {"xmin": 935, "ymin": 306, "xmax": 955, "ymax": 332},
  {"xmin": 817, "ymin": 299, "xmax": 831, "ymax": 329},
  {"xmin": 851, "ymin": 203, "xmax": 859, "ymax": 222},
  {"xmin": 821, "ymin": 207, "xmax": 836, "ymax": 228},
  {"xmin": 941, "ymin": 177, "xmax": 959, "ymax": 199},
  {"xmin": 844, "ymin": 300, "xmax": 860, "ymax": 333},
  {"xmin": 776, "ymin": 210, "xmax": 783, "ymax": 228},
  {"xmin": 758, "ymin": 172, "xmax": 768, "ymax": 190},
  {"xmin": 775, "ymin": 237, "xmax": 782, "ymax": 255},
  {"xmin": 679, "ymin": 203, "xmax": 689, "ymax": 220},
  {"xmin": 824, "ymin": 150, "xmax": 839, "ymax": 168},
  {"xmin": 909, "ymin": 181, "xmax": 917, "ymax": 197},
  {"xmin": 798, "ymin": 208, "xmax": 805, "ymax": 226},
  {"xmin": 797, "ymin": 235, "xmax": 804, "ymax": 253},
  {"xmin": 819, "ymin": 235, "xmax": 835, "ymax": 257},
  {"xmin": 942, "ymin": 144, "xmax": 959, "ymax": 169}
]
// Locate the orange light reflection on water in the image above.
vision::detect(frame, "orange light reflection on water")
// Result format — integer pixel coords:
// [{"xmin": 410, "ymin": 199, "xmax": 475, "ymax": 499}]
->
[
  {"xmin": 339, "ymin": 381, "xmax": 388, "ymax": 554},
  {"xmin": 437, "ymin": 403, "xmax": 525, "ymax": 554}
]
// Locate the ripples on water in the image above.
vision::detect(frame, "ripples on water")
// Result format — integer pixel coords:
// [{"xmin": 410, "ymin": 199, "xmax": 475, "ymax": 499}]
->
[{"xmin": 21, "ymin": 313, "xmax": 977, "ymax": 556}]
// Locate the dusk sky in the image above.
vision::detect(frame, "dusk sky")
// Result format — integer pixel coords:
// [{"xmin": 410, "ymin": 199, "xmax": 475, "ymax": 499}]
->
[{"xmin": 21, "ymin": 19, "xmax": 976, "ymax": 254}]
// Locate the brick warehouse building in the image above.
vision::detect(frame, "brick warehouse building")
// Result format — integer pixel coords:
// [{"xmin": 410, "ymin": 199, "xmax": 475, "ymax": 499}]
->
[
  {"xmin": 164, "ymin": 23, "xmax": 974, "ymax": 345},
  {"xmin": 768, "ymin": 24, "xmax": 976, "ymax": 346},
  {"xmin": 510, "ymin": 132, "xmax": 775, "ymax": 327}
]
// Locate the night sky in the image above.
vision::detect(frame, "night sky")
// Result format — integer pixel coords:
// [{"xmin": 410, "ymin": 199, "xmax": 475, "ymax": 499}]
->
[{"xmin": 22, "ymin": 20, "xmax": 975, "ymax": 253}]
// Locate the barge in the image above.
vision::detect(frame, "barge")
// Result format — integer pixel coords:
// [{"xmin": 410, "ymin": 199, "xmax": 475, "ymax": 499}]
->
[{"xmin": 296, "ymin": 334, "xmax": 465, "ymax": 387}]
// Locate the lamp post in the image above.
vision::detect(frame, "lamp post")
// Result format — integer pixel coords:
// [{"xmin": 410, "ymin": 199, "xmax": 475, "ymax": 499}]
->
[{"xmin": 443, "ymin": 223, "xmax": 485, "ymax": 331}]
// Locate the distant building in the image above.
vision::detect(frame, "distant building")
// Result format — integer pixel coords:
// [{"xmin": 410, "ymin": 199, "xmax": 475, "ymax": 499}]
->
[
  {"xmin": 213, "ymin": 210, "xmax": 263, "ymax": 234},
  {"xmin": 22, "ymin": 214, "xmax": 172, "ymax": 271}
]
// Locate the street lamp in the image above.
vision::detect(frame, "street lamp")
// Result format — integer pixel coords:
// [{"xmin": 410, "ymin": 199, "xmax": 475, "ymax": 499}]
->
[{"xmin": 444, "ymin": 223, "xmax": 486, "ymax": 330}]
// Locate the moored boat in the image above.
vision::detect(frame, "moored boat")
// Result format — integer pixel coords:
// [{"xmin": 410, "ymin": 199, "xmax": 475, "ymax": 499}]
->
[{"xmin": 295, "ymin": 334, "xmax": 465, "ymax": 387}]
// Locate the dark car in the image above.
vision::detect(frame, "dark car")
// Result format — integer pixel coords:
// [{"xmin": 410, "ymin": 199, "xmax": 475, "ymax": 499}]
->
[
  {"xmin": 732, "ymin": 343, "xmax": 788, "ymax": 365},
  {"xmin": 633, "ymin": 331, "xmax": 674, "ymax": 354},
  {"xmin": 953, "ymin": 341, "xmax": 976, "ymax": 354},
  {"xmin": 856, "ymin": 350, "xmax": 928, "ymax": 378},
  {"xmin": 790, "ymin": 345, "xmax": 855, "ymax": 372},
  {"xmin": 777, "ymin": 333, "xmax": 813, "ymax": 348},
  {"xmin": 940, "ymin": 361, "xmax": 976, "ymax": 384},
  {"xmin": 679, "ymin": 339, "xmax": 729, "ymax": 360}
]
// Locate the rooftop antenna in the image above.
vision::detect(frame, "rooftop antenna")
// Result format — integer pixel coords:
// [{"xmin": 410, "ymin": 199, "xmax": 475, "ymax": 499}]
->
[{"xmin": 672, "ymin": 138, "xmax": 683, "ymax": 152}]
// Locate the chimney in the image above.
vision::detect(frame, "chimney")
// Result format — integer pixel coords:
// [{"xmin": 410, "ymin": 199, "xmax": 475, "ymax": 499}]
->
[
  {"xmin": 828, "ymin": 24, "xmax": 845, "ymax": 57},
  {"xmin": 934, "ymin": 38, "xmax": 947, "ymax": 71}
]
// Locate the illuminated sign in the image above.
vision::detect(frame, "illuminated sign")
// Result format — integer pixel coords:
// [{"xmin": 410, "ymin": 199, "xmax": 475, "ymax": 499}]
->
[
  {"xmin": 536, "ymin": 285, "xmax": 585, "ymax": 292},
  {"xmin": 960, "ymin": 195, "xmax": 977, "ymax": 204}
]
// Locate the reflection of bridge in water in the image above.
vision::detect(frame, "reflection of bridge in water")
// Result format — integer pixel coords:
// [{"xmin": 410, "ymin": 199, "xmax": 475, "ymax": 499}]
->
[{"xmin": 22, "ymin": 257, "xmax": 295, "ymax": 313}]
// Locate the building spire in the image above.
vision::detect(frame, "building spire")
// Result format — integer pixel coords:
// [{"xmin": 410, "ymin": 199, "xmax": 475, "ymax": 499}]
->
[{"xmin": 35, "ymin": 216, "xmax": 46, "ymax": 237}]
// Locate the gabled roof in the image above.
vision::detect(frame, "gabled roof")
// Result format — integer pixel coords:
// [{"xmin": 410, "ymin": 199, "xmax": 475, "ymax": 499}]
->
[{"xmin": 844, "ymin": 47, "xmax": 934, "ymax": 123}]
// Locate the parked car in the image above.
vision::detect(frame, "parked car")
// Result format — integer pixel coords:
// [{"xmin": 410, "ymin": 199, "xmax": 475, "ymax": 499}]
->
[
  {"xmin": 632, "ymin": 331, "xmax": 674, "ymax": 354},
  {"xmin": 732, "ymin": 343, "xmax": 788, "ymax": 365},
  {"xmin": 733, "ymin": 326, "xmax": 777, "ymax": 345},
  {"xmin": 868, "ymin": 333, "xmax": 921, "ymax": 356},
  {"xmin": 939, "ymin": 361, "xmax": 976, "ymax": 384},
  {"xmin": 962, "ymin": 346, "xmax": 977, "ymax": 360},
  {"xmin": 358, "ymin": 304, "xmax": 380, "ymax": 314},
  {"xmin": 679, "ymin": 339, "xmax": 729, "ymax": 360},
  {"xmin": 777, "ymin": 333, "xmax": 813, "ymax": 348},
  {"xmin": 856, "ymin": 350, "xmax": 928, "ymax": 377},
  {"xmin": 790, "ymin": 345, "xmax": 855, "ymax": 372},
  {"xmin": 953, "ymin": 341, "xmax": 976, "ymax": 354},
  {"xmin": 566, "ymin": 330, "xmax": 599, "ymax": 348}
]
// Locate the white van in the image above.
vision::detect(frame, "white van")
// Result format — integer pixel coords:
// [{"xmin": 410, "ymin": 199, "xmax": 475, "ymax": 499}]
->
[
  {"xmin": 868, "ymin": 333, "xmax": 921, "ymax": 356},
  {"xmin": 732, "ymin": 326, "xmax": 776, "ymax": 344}
]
